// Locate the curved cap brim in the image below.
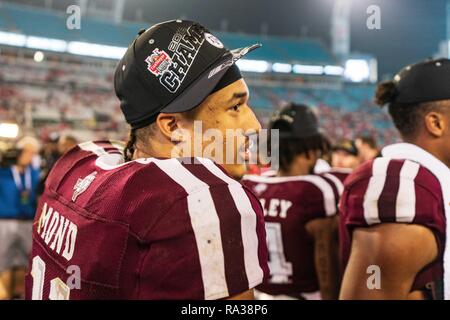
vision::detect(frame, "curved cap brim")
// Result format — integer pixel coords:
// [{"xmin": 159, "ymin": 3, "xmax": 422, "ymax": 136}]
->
[{"xmin": 161, "ymin": 43, "xmax": 261, "ymax": 113}]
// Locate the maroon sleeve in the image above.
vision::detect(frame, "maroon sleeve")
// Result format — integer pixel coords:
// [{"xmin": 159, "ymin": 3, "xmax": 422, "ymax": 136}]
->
[{"xmin": 341, "ymin": 159, "xmax": 445, "ymax": 240}]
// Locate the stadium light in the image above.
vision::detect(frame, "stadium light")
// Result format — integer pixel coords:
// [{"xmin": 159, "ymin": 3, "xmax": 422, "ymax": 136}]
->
[
  {"xmin": 0, "ymin": 31, "xmax": 26, "ymax": 47},
  {"xmin": 67, "ymin": 41, "xmax": 127, "ymax": 59},
  {"xmin": 293, "ymin": 64, "xmax": 324, "ymax": 75},
  {"xmin": 26, "ymin": 36, "xmax": 67, "ymax": 52},
  {"xmin": 34, "ymin": 51, "xmax": 45, "ymax": 62},
  {"xmin": 272, "ymin": 62, "xmax": 292, "ymax": 73},
  {"xmin": 0, "ymin": 123, "xmax": 19, "ymax": 139},
  {"xmin": 344, "ymin": 59, "xmax": 370, "ymax": 82},
  {"xmin": 324, "ymin": 65, "xmax": 344, "ymax": 76},
  {"xmin": 0, "ymin": 31, "xmax": 127, "ymax": 59},
  {"xmin": 235, "ymin": 59, "xmax": 270, "ymax": 73}
]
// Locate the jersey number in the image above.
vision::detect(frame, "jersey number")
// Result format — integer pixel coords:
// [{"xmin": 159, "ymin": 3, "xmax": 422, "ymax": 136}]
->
[
  {"xmin": 265, "ymin": 222, "xmax": 293, "ymax": 284},
  {"xmin": 31, "ymin": 256, "xmax": 71, "ymax": 300}
]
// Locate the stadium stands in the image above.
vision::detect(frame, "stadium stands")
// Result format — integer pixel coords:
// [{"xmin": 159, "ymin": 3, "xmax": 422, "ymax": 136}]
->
[
  {"xmin": 0, "ymin": 54, "xmax": 398, "ymax": 145},
  {"xmin": 0, "ymin": 3, "xmax": 332, "ymax": 64},
  {"xmin": 0, "ymin": 3, "xmax": 399, "ymax": 145}
]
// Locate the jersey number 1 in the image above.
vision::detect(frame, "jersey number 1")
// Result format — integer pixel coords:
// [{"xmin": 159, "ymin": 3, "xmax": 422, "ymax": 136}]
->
[
  {"xmin": 31, "ymin": 256, "xmax": 71, "ymax": 300},
  {"xmin": 265, "ymin": 222, "xmax": 293, "ymax": 284}
]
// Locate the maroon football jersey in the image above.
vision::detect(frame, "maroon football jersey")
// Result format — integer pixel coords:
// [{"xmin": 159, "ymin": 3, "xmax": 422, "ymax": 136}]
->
[
  {"xmin": 241, "ymin": 173, "xmax": 344, "ymax": 297},
  {"xmin": 340, "ymin": 157, "xmax": 446, "ymax": 298},
  {"xmin": 326, "ymin": 168, "xmax": 352, "ymax": 184},
  {"xmin": 25, "ymin": 141, "xmax": 269, "ymax": 300}
]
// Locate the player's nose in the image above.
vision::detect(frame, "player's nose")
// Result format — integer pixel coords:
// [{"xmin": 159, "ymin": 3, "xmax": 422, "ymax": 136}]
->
[{"xmin": 244, "ymin": 106, "xmax": 262, "ymax": 134}]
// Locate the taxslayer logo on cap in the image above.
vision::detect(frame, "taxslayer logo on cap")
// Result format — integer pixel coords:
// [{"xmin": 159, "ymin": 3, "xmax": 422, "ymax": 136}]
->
[
  {"xmin": 145, "ymin": 49, "xmax": 172, "ymax": 76},
  {"xmin": 144, "ymin": 25, "xmax": 205, "ymax": 93}
]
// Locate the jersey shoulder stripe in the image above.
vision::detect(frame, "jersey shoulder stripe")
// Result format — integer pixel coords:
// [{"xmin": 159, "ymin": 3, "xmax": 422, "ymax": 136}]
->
[
  {"xmin": 190, "ymin": 158, "xmax": 266, "ymax": 291},
  {"xmin": 348, "ymin": 158, "xmax": 433, "ymax": 225},
  {"xmin": 242, "ymin": 174, "xmax": 338, "ymax": 216},
  {"xmin": 153, "ymin": 157, "xmax": 267, "ymax": 299},
  {"xmin": 152, "ymin": 158, "xmax": 228, "ymax": 299},
  {"xmin": 322, "ymin": 172, "xmax": 345, "ymax": 196}
]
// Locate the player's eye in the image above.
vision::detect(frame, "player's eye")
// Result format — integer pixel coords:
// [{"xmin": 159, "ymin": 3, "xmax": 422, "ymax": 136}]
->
[{"xmin": 229, "ymin": 103, "xmax": 242, "ymax": 112}]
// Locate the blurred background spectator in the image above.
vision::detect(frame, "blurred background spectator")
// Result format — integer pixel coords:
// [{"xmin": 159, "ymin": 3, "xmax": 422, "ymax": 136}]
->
[
  {"xmin": 331, "ymin": 139, "xmax": 361, "ymax": 170},
  {"xmin": 355, "ymin": 135, "xmax": 380, "ymax": 163},
  {"xmin": 57, "ymin": 135, "xmax": 78, "ymax": 156},
  {"xmin": 0, "ymin": 136, "xmax": 40, "ymax": 299},
  {"xmin": 36, "ymin": 134, "xmax": 78, "ymax": 196}
]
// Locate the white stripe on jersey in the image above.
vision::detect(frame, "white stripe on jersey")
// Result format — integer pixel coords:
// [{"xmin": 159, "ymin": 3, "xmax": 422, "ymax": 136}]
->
[
  {"xmin": 196, "ymin": 157, "xmax": 264, "ymax": 288},
  {"xmin": 109, "ymin": 140, "xmax": 125, "ymax": 154},
  {"xmin": 78, "ymin": 141, "xmax": 151, "ymax": 170},
  {"xmin": 323, "ymin": 173, "xmax": 345, "ymax": 196},
  {"xmin": 152, "ymin": 158, "xmax": 228, "ymax": 300},
  {"xmin": 396, "ymin": 160, "xmax": 420, "ymax": 223},
  {"xmin": 300, "ymin": 176, "xmax": 337, "ymax": 216},
  {"xmin": 363, "ymin": 157, "xmax": 390, "ymax": 225},
  {"xmin": 242, "ymin": 174, "xmax": 337, "ymax": 216},
  {"xmin": 78, "ymin": 141, "xmax": 108, "ymax": 156}
]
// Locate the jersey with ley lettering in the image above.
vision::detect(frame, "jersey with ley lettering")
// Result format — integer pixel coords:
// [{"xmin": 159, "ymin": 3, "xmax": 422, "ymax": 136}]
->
[
  {"xmin": 339, "ymin": 158, "xmax": 446, "ymax": 298},
  {"xmin": 241, "ymin": 170, "xmax": 347, "ymax": 297},
  {"xmin": 25, "ymin": 141, "xmax": 269, "ymax": 300}
]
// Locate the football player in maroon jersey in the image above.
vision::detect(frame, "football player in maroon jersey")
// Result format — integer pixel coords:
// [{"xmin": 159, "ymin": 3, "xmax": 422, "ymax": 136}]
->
[
  {"xmin": 340, "ymin": 58, "xmax": 450, "ymax": 300},
  {"xmin": 242, "ymin": 103, "xmax": 342, "ymax": 300},
  {"xmin": 25, "ymin": 20, "xmax": 269, "ymax": 300}
]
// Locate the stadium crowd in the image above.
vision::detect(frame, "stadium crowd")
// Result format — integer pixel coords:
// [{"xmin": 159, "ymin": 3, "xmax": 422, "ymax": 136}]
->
[{"xmin": 0, "ymin": 55, "xmax": 399, "ymax": 146}]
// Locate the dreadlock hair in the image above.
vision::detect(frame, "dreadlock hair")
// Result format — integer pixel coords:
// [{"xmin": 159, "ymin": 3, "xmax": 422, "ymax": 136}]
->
[
  {"xmin": 278, "ymin": 134, "xmax": 330, "ymax": 173},
  {"xmin": 124, "ymin": 129, "xmax": 137, "ymax": 162},
  {"xmin": 375, "ymin": 81, "xmax": 449, "ymax": 139},
  {"xmin": 124, "ymin": 122, "xmax": 158, "ymax": 162}
]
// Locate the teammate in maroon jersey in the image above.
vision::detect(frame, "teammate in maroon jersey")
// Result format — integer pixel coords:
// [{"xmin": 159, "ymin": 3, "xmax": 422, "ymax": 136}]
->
[
  {"xmin": 340, "ymin": 58, "xmax": 450, "ymax": 300},
  {"xmin": 242, "ymin": 103, "xmax": 342, "ymax": 300},
  {"xmin": 25, "ymin": 20, "xmax": 269, "ymax": 300}
]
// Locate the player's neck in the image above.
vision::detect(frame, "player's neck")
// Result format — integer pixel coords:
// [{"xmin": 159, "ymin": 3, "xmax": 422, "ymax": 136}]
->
[
  {"xmin": 404, "ymin": 137, "xmax": 450, "ymax": 168},
  {"xmin": 133, "ymin": 143, "xmax": 172, "ymax": 160},
  {"xmin": 367, "ymin": 149, "xmax": 379, "ymax": 160}
]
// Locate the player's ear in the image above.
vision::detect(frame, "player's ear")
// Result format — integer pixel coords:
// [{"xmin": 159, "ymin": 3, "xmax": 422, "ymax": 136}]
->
[
  {"xmin": 155, "ymin": 113, "xmax": 186, "ymax": 143},
  {"xmin": 424, "ymin": 111, "xmax": 446, "ymax": 137}
]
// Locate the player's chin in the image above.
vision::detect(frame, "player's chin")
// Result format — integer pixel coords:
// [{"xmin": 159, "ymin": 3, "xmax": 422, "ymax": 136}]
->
[{"xmin": 222, "ymin": 163, "xmax": 247, "ymax": 180}]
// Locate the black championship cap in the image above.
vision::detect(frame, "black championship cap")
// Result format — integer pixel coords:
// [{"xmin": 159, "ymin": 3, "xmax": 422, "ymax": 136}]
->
[
  {"xmin": 392, "ymin": 58, "xmax": 450, "ymax": 104},
  {"xmin": 114, "ymin": 20, "xmax": 261, "ymax": 129},
  {"xmin": 269, "ymin": 103, "xmax": 321, "ymax": 138}
]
